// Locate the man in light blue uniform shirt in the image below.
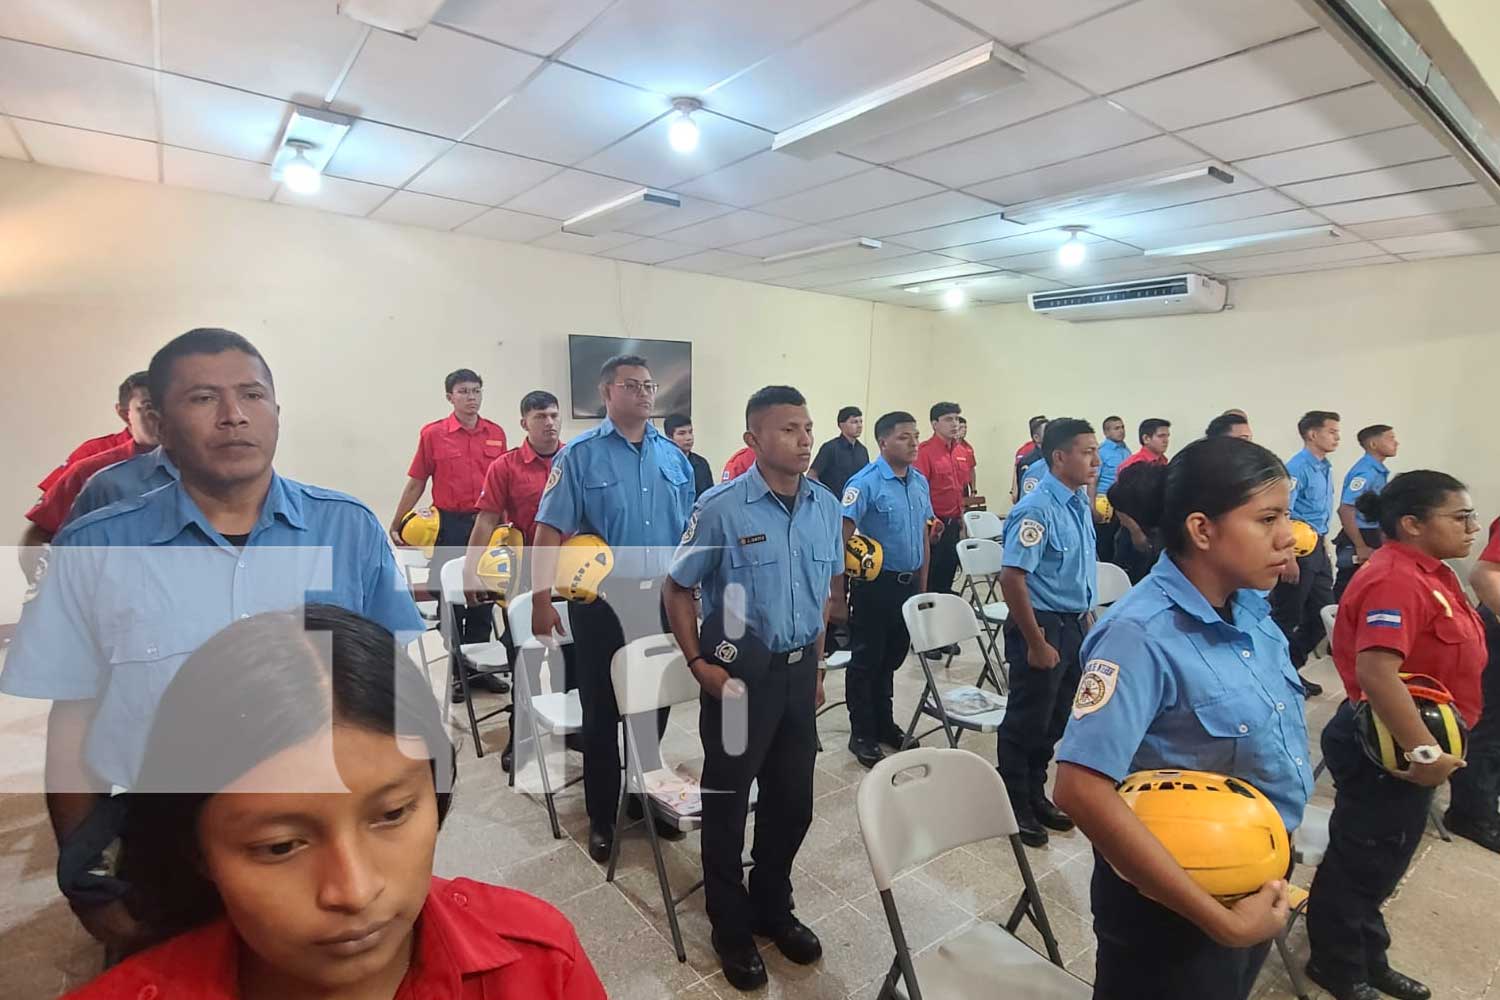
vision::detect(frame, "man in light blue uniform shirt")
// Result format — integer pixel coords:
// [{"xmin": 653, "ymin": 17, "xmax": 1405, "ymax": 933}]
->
[
  {"xmin": 1095, "ymin": 415, "xmax": 1131, "ymax": 561},
  {"xmin": 665, "ymin": 385, "xmax": 840, "ymax": 991},
  {"xmin": 997, "ymin": 418, "xmax": 1099, "ymax": 846},
  {"xmin": 1271, "ymin": 410, "xmax": 1340, "ymax": 693},
  {"xmin": 529, "ymin": 353, "xmax": 696, "ymax": 862},
  {"xmin": 0, "ymin": 328, "xmax": 422, "ymax": 951},
  {"xmin": 840, "ymin": 410, "xmax": 933, "ymax": 768},
  {"xmin": 64, "ymin": 445, "xmax": 179, "ymax": 526},
  {"xmin": 1333, "ymin": 423, "xmax": 1398, "ymax": 600}
]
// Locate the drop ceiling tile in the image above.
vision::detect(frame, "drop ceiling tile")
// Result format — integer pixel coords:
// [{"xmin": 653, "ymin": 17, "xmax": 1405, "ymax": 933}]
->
[
  {"xmin": 823, "ymin": 191, "xmax": 1000, "ymax": 238},
  {"xmin": 0, "ymin": 0, "xmax": 154, "ymax": 63},
  {"xmin": 407, "ymin": 144, "xmax": 560, "ymax": 205},
  {"xmin": 888, "ymin": 213, "xmax": 1024, "ymax": 251},
  {"xmin": 1232, "ymin": 124, "xmax": 1447, "ymax": 188},
  {"xmin": 162, "ymin": 145, "xmax": 277, "ymax": 199},
  {"xmin": 1348, "ymin": 205, "xmax": 1500, "ymax": 240},
  {"xmin": 1319, "ymin": 184, "xmax": 1495, "ymax": 225},
  {"xmin": 1090, "ymin": 188, "xmax": 1299, "ymax": 240},
  {"xmin": 1281, "ymin": 159, "xmax": 1474, "ymax": 207},
  {"xmin": 661, "ymin": 249, "xmax": 761, "ymax": 274},
  {"xmin": 926, "ymin": 0, "xmax": 1124, "ymax": 47},
  {"xmin": 843, "ymin": 66, "xmax": 1088, "ymax": 165},
  {"xmin": 676, "ymin": 150, "xmax": 867, "ymax": 208},
  {"xmin": 369, "ymin": 190, "xmax": 488, "ymax": 230},
  {"xmin": 663, "ymin": 210, "xmax": 801, "ymax": 249},
  {"xmin": 159, "ymin": 0, "xmax": 364, "ymax": 102},
  {"xmin": 827, "ymin": 261, "xmax": 1005, "ymax": 293},
  {"xmin": 725, "ymin": 237, "xmax": 911, "ymax": 281},
  {"xmin": 561, "ymin": 0, "xmax": 863, "ymax": 96},
  {"xmin": 707, "ymin": 0, "xmax": 982, "ymax": 133},
  {"xmin": 158, "ymin": 75, "xmax": 290, "ymax": 163},
  {"xmin": 1199, "ymin": 240, "xmax": 1385, "ymax": 269},
  {"xmin": 1177, "ymin": 83, "xmax": 1411, "ymax": 162},
  {"xmin": 784, "ymin": 251, "xmax": 962, "ymax": 288},
  {"xmin": 273, "ymin": 174, "xmax": 392, "ymax": 216},
  {"xmin": 467, "ymin": 63, "xmax": 666, "ymax": 167},
  {"xmin": 1022, "ymin": 0, "xmax": 1314, "ymax": 94},
  {"xmin": 1026, "ymin": 255, "xmax": 1196, "ymax": 285},
  {"xmin": 0, "ymin": 39, "xmax": 157, "ymax": 140},
  {"xmin": 1122, "ymin": 208, "xmax": 1326, "ymax": 251},
  {"xmin": 757, "ymin": 168, "xmax": 942, "ymax": 224},
  {"xmin": 939, "ymin": 228, "xmax": 1109, "ymax": 262},
  {"xmin": 1111, "ymin": 31, "xmax": 1368, "ymax": 132},
  {"xmin": 578, "ymin": 111, "xmax": 770, "ymax": 188},
  {"xmin": 1399, "ymin": 248, "xmax": 1500, "ymax": 263},
  {"xmin": 324, "ymin": 120, "xmax": 453, "ymax": 188},
  {"xmin": 1, "ymin": 117, "xmax": 29, "ymax": 160},
  {"xmin": 965, "ymin": 135, "xmax": 1205, "ymax": 205},
  {"xmin": 896, "ymin": 100, "xmax": 1159, "ymax": 189},
  {"xmin": 1374, "ymin": 225, "xmax": 1500, "ymax": 257},
  {"xmin": 972, "ymin": 275, "xmax": 1066, "ymax": 301},
  {"xmin": 600, "ymin": 238, "xmax": 696, "ymax": 264},
  {"xmin": 1211, "ymin": 245, "xmax": 1397, "ymax": 276},
  {"xmin": 335, "ymin": 25, "xmax": 542, "ymax": 138},
  {"xmin": 502, "ymin": 168, "xmax": 641, "ymax": 219},
  {"xmin": 12, "ymin": 119, "xmax": 157, "ymax": 182},
  {"xmin": 625, "ymin": 196, "xmax": 735, "ymax": 237},
  {"xmin": 434, "ymin": 0, "xmax": 618, "ymax": 57},
  {"xmin": 725, "ymin": 225, "xmax": 860, "ymax": 258},
  {"xmin": 979, "ymin": 242, "xmax": 1141, "ymax": 271},
  {"xmin": 529, "ymin": 229, "xmax": 638, "ymax": 253},
  {"xmin": 456, "ymin": 207, "xmax": 561, "ymax": 242}
]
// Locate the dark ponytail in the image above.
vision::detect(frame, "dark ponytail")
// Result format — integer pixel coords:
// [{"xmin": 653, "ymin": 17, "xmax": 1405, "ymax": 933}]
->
[
  {"xmin": 1358, "ymin": 470, "xmax": 1467, "ymax": 540},
  {"xmin": 1109, "ymin": 437, "xmax": 1287, "ymax": 553}
]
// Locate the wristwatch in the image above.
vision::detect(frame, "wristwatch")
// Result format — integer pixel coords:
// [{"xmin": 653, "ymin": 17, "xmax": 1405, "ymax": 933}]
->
[{"xmin": 1404, "ymin": 744, "xmax": 1442, "ymax": 765}]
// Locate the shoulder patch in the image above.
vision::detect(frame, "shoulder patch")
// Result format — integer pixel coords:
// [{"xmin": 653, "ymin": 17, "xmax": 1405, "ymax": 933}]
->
[
  {"xmin": 22, "ymin": 545, "xmax": 50, "ymax": 603},
  {"xmin": 1022, "ymin": 477, "xmax": 1039, "ymax": 494},
  {"xmin": 1365, "ymin": 608, "xmax": 1403, "ymax": 629},
  {"xmin": 1017, "ymin": 518, "xmax": 1045, "ymax": 547},
  {"xmin": 681, "ymin": 508, "xmax": 700, "ymax": 544},
  {"xmin": 1073, "ymin": 659, "xmax": 1120, "ymax": 719},
  {"xmin": 543, "ymin": 463, "xmax": 563, "ymax": 495},
  {"xmin": 842, "ymin": 486, "xmax": 859, "ymax": 506},
  {"xmin": 715, "ymin": 640, "xmax": 739, "ymax": 664},
  {"xmin": 1348, "ymin": 476, "xmax": 1367, "ymax": 492}
]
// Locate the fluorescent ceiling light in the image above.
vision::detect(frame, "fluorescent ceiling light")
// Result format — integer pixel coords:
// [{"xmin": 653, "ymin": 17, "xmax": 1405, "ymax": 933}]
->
[
  {"xmin": 772, "ymin": 42, "xmax": 1026, "ymax": 160},
  {"xmin": 562, "ymin": 189, "xmax": 682, "ymax": 236},
  {"xmin": 337, "ymin": 0, "xmax": 446, "ymax": 37},
  {"xmin": 761, "ymin": 237, "xmax": 882, "ymax": 265},
  {"xmin": 901, "ymin": 268, "xmax": 1010, "ymax": 293},
  {"xmin": 1003, "ymin": 165, "xmax": 1236, "ymax": 226},
  {"xmin": 1144, "ymin": 226, "xmax": 1344, "ymax": 258},
  {"xmin": 271, "ymin": 107, "xmax": 352, "ymax": 193}
]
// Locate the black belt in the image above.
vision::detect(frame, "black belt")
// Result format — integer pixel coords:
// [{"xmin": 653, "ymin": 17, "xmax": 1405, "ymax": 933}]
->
[
  {"xmin": 881, "ymin": 570, "xmax": 916, "ymax": 585},
  {"xmin": 1033, "ymin": 609, "xmax": 1090, "ymax": 622},
  {"xmin": 768, "ymin": 644, "xmax": 816, "ymax": 668}
]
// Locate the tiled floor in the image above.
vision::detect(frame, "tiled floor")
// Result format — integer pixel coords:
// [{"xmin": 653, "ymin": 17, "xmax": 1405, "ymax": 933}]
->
[{"xmin": 3, "ymin": 639, "xmax": 1499, "ymax": 999}]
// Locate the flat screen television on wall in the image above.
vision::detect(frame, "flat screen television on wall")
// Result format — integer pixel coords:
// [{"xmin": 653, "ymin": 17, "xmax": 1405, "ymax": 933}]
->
[{"xmin": 568, "ymin": 334, "xmax": 692, "ymax": 420}]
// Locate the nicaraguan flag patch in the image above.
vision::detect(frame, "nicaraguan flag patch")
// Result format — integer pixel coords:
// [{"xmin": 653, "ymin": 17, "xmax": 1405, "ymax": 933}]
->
[{"xmin": 1366, "ymin": 609, "xmax": 1402, "ymax": 629}]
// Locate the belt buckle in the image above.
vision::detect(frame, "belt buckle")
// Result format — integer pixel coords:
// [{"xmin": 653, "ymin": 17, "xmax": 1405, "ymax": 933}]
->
[
  {"xmin": 787, "ymin": 648, "xmax": 804, "ymax": 665},
  {"xmin": 897, "ymin": 571, "xmax": 914, "ymax": 585}
]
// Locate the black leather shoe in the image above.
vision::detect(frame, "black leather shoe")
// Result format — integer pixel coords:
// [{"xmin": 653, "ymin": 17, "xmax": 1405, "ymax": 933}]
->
[
  {"xmin": 1369, "ymin": 967, "xmax": 1431, "ymax": 1000},
  {"xmin": 752, "ymin": 917, "xmax": 822, "ymax": 965},
  {"xmin": 1011, "ymin": 802, "xmax": 1048, "ymax": 847},
  {"xmin": 878, "ymin": 725, "xmax": 919, "ymax": 752},
  {"xmin": 1305, "ymin": 961, "xmax": 1381, "ymax": 1000},
  {"xmin": 500, "ymin": 746, "xmax": 513, "ymax": 774},
  {"xmin": 1300, "ymin": 676, "xmax": 1323, "ymax": 697},
  {"xmin": 451, "ymin": 684, "xmax": 466, "ymax": 705},
  {"xmin": 587, "ymin": 826, "xmax": 612, "ymax": 864},
  {"xmin": 1032, "ymin": 796, "xmax": 1075, "ymax": 832},
  {"xmin": 849, "ymin": 737, "xmax": 885, "ymax": 769},
  {"xmin": 712, "ymin": 931, "xmax": 768, "ymax": 992},
  {"xmin": 1444, "ymin": 809, "xmax": 1500, "ymax": 854},
  {"xmin": 469, "ymin": 672, "xmax": 510, "ymax": 695}
]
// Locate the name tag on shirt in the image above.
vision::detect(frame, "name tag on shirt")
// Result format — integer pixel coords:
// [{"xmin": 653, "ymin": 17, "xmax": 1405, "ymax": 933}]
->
[{"xmin": 739, "ymin": 534, "xmax": 767, "ymax": 546}]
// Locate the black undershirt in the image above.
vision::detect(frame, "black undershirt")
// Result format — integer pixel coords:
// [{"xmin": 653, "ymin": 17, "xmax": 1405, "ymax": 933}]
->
[
  {"xmin": 1215, "ymin": 604, "xmax": 1235, "ymax": 625},
  {"xmin": 772, "ymin": 491, "xmax": 797, "ymax": 515},
  {"xmin": 223, "ymin": 533, "xmax": 251, "ymax": 548}
]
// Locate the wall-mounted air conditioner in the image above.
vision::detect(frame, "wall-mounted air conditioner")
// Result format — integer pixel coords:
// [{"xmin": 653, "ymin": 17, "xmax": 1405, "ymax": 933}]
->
[{"xmin": 1029, "ymin": 274, "xmax": 1227, "ymax": 322}]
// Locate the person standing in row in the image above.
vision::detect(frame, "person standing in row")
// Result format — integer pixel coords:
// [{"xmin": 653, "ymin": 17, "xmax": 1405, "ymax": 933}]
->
[
  {"xmin": 665, "ymin": 385, "xmax": 838, "ymax": 992},
  {"xmin": 954, "ymin": 415, "xmax": 977, "ymax": 491},
  {"xmin": 722, "ymin": 443, "xmax": 755, "ymax": 484},
  {"xmin": 35, "ymin": 372, "xmax": 144, "ymax": 495},
  {"xmin": 1333, "ymin": 423, "xmax": 1398, "ymax": 600},
  {"xmin": 841, "ymin": 412, "xmax": 932, "ymax": 769},
  {"xmin": 997, "ymin": 418, "xmax": 1099, "ymax": 846},
  {"xmin": 1271, "ymin": 410, "xmax": 1341, "ymax": 697},
  {"xmin": 1119, "ymin": 418, "xmax": 1171, "ymax": 474},
  {"xmin": 1012, "ymin": 415, "xmax": 1047, "ymax": 503},
  {"xmin": 1445, "ymin": 517, "xmax": 1500, "ymax": 852},
  {"xmin": 530, "ymin": 354, "xmax": 696, "ymax": 863},
  {"xmin": 1204, "ymin": 412, "xmax": 1253, "ymax": 440},
  {"xmin": 664, "ymin": 413, "xmax": 715, "ymax": 497},
  {"xmin": 915, "ymin": 401, "xmax": 971, "ymax": 599},
  {"xmin": 1095, "ymin": 415, "xmax": 1131, "ymax": 562},
  {"xmin": 810, "ymin": 406, "xmax": 868, "ymax": 499}
]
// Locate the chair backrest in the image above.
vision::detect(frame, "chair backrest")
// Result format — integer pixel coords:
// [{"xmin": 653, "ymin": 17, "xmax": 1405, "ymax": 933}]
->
[
  {"xmin": 1095, "ymin": 561, "xmax": 1132, "ymax": 607},
  {"xmin": 1320, "ymin": 605, "xmax": 1338, "ymax": 655},
  {"xmin": 391, "ymin": 544, "xmax": 430, "ymax": 570},
  {"xmin": 506, "ymin": 590, "xmax": 574, "ymax": 647},
  {"xmin": 857, "ymin": 747, "xmax": 1019, "ymax": 891},
  {"xmin": 901, "ymin": 592, "xmax": 981, "ymax": 653},
  {"xmin": 963, "ymin": 509, "xmax": 1004, "ymax": 540},
  {"xmin": 610, "ymin": 633, "xmax": 698, "ymax": 716},
  {"xmin": 956, "ymin": 537, "xmax": 1004, "ymax": 577},
  {"xmin": 438, "ymin": 557, "xmax": 467, "ymax": 606}
]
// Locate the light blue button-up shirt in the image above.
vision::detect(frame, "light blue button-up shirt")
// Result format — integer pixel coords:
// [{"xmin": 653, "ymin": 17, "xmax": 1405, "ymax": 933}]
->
[
  {"xmin": 1058, "ymin": 552, "xmax": 1314, "ymax": 831},
  {"xmin": 1096, "ymin": 438, "xmax": 1132, "ymax": 494},
  {"xmin": 1002, "ymin": 471, "xmax": 1098, "ymax": 613},
  {"xmin": 670, "ymin": 463, "xmax": 842, "ymax": 652},
  {"xmin": 0, "ymin": 474, "xmax": 424, "ymax": 789},
  {"xmin": 1341, "ymin": 453, "xmax": 1390, "ymax": 531},
  {"xmin": 65, "ymin": 447, "xmax": 179, "ymax": 526},
  {"xmin": 840, "ymin": 457, "xmax": 934, "ymax": 573},
  {"xmin": 534, "ymin": 416, "xmax": 696, "ymax": 579},
  {"xmin": 1286, "ymin": 447, "xmax": 1334, "ymax": 535},
  {"xmin": 1019, "ymin": 456, "xmax": 1047, "ymax": 497}
]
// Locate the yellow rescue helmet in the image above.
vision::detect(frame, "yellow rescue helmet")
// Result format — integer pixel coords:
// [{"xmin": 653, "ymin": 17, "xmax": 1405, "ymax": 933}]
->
[
  {"xmin": 475, "ymin": 525, "xmax": 525, "ymax": 599},
  {"xmin": 1094, "ymin": 494, "xmax": 1113, "ymax": 522},
  {"xmin": 1290, "ymin": 520, "xmax": 1319, "ymax": 557},
  {"xmin": 398, "ymin": 508, "xmax": 441, "ymax": 557},
  {"xmin": 555, "ymin": 534, "xmax": 613, "ymax": 603},
  {"xmin": 1118, "ymin": 769, "xmax": 1290, "ymax": 900},
  {"xmin": 845, "ymin": 534, "xmax": 883, "ymax": 581}
]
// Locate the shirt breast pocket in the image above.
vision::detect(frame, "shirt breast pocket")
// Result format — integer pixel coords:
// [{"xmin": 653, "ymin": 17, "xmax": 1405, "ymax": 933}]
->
[
  {"xmin": 104, "ymin": 626, "xmax": 200, "ymax": 724},
  {"xmin": 728, "ymin": 541, "xmax": 782, "ymax": 612},
  {"xmin": 874, "ymin": 497, "xmax": 904, "ymax": 538},
  {"xmin": 1189, "ymin": 694, "xmax": 1262, "ymax": 776},
  {"xmin": 1433, "ymin": 613, "xmax": 1471, "ymax": 646}
]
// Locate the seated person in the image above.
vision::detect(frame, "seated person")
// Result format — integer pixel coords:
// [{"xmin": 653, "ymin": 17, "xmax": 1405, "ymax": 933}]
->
[
  {"xmin": 68, "ymin": 604, "xmax": 604, "ymax": 1000},
  {"xmin": 1109, "ymin": 465, "xmax": 1163, "ymax": 584}
]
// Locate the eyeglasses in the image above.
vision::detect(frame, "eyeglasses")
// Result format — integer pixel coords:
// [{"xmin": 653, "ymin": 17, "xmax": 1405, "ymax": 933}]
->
[
  {"xmin": 613, "ymin": 380, "xmax": 659, "ymax": 395},
  {"xmin": 451, "ymin": 388, "xmax": 483, "ymax": 398},
  {"xmin": 1440, "ymin": 510, "xmax": 1480, "ymax": 527}
]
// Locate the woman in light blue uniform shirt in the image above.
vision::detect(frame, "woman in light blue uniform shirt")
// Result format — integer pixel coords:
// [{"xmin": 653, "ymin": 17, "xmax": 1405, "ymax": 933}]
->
[{"xmin": 1054, "ymin": 436, "xmax": 1314, "ymax": 1000}]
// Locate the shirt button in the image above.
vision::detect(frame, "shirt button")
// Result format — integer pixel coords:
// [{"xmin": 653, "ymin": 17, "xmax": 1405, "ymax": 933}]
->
[
  {"xmin": 240, "ymin": 613, "xmax": 250, "ymax": 620},
  {"xmin": 1241, "ymin": 650, "xmax": 1251, "ymax": 659},
  {"xmin": 1237, "ymin": 724, "xmax": 1249, "ymax": 734},
  {"xmin": 642, "ymin": 487, "xmax": 648, "ymax": 493},
  {"xmin": 1276, "ymin": 702, "xmax": 1285, "ymax": 712},
  {"xmin": 137, "ymin": 987, "xmax": 159, "ymax": 1000},
  {"xmin": 146, "ymin": 645, "xmax": 158, "ymax": 656},
  {"xmin": 451, "ymin": 891, "xmax": 468, "ymax": 907},
  {"xmin": 1296, "ymin": 757, "xmax": 1305, "ymax": 766},
  {"xmin": 237, "ymin": 561, "xmax": 246, "ymax": 569}
]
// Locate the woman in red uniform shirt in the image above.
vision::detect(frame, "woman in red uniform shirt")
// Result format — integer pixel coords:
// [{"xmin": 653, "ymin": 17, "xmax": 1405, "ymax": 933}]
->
[
  {"xmin": 1307, "ymin": 471, "xmax": 1486, "ymax": 1000},
  {"xmin": 68, "ymin": 605, "xmax": 604, "ymax": 1000}
]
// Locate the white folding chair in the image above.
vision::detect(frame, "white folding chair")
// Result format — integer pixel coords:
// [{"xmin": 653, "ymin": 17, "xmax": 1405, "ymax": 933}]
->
[
  {"xmin": 1320, "ymin": 604, "xmax": 1338, "ymax": 656},
  {"xmin": 901, "ymin": 593, "xmax": 1007, "ymax": 749},
  {"xmin": 955, "ymin": 538, "xmax": 1008, "ymax": 692},
  {"xmin": 1274, "ymin": 804, "xmax": 1331, "ymax": 1000},
  {"xmin": 505, "ymin": 590, "xmax": 583, "ymax": 839},
  {"xmin": 438, "ymin": 559, "xmax": 510, "ymax": 758},
  {"xmin": 392, "ymin": 545, "xmax": 442, "ymax": 679},
  {"xmin": 961, "ymin": 509, "xmax": 1004, "ymax": 541},
  {"xmin": 815, "ymin": 649, "xmax": 853, "ymax": 752},
  {"xmin": 857, "ymin": 748, "xmax": 1087, "ymax": 1000},
  {"xmin": 1094, "ymin": 561, "xmax": 1132, "ymax": 611}
]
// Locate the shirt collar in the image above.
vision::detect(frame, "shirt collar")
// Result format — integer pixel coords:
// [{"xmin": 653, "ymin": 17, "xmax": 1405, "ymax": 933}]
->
[
  {"xmin": 1385, "ymin": 540, "xmax": 1444, "ymax": 575},
  {"xmin": 1148, "ymin": 551, "xmax": 1272, "ymax": 628},
  {"xmin": 1297, "ymin": 446, "xmax": 1330, "ymax": 468},
  {"xmin": 1038, "ymin": 469, "xmax": 1080, "ymax": 507},
  {"xmin": 149, "ymin": 446, "xmax": 181, "ymax": 481},
  {"xmin": 875, "ymin": 455, "xmax": 906, "ymax": 480},
  {"xmin": 598, "ymin": 415, "xmax": 660, "ymax": 445},
  {"xmin": 1365, "ymin": 454, "xmax": 1389, "ymax": 474},
  {"xmin": 741, "ymin": 460, "xmax": 814, "ymax": 504},
  {"xmin": 150, "ymin": 472, "xmax": 307, "ymax": 545},
  {"xmin": 412, "ymin": 884, "xmax": 522, "ymax": 993}
]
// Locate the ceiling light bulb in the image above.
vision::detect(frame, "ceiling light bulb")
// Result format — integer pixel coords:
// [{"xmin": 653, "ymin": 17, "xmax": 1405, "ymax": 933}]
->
[
  {"xmin": 942, "ymin": 287, "xmax": 967, "ymax": 309},
  {"xmin": 668, "ymin": 98, "xmax": 702, "ymax": 154},
  {"xmin": 1057, "ymin": 233, "xmax": 1087, "ymax": 268},
  {"xmin": 282, "ymin": 145, "xmax": 321, "ymax": 195}
]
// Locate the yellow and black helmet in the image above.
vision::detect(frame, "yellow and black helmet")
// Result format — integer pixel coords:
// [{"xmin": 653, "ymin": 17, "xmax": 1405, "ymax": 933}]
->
[
  {"xmin": 1290, "ymin": 520, "xmax": 1319, "ymax": 557},
  {"xmin": 845, "ymin": 534, "xmax": 883, "ymax": 581},
  {"xmin": 398, "ymin": 508, "xmax": 441, "ymax": 556},
  {"xmin": 475, "ymin": 525, "xmax": 525, "ymax": 601},
  {"xmin": 1354, "ymin": 673, "xmax": 1468, "ymax": 773},
  {"xmin": 555, "ymin": 534, "xmax": 613, "ymax": 603}
]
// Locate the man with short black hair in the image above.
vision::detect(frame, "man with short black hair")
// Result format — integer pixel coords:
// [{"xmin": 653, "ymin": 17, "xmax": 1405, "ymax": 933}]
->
[
  {"xmin": 954, "ymin": 415, "xmax": 977, "ymax": 492},
  {"xmin": 1095, "ymin": 416, "xmax": 1131, "ymax": 560},
  {"xmin": 809, "ymin": 406, "xmax": 868, "ymax": 499},
  {"xmin": 915, "ymin": 402, "xmax": 970, "ymax": 603},
  {"xmin": 1118, "ymin": 418, "xmax": 1170, "ymax": 473},
  {"xmin": 1333, "ymin": 423, "xmax": 1398, "ymax": 599},
  {"xmin": 1012, "ymin": 415, "xmax": 1047, "ymax": 502},
  {"xmin": 1273, "ymin": 409, "xmax": 1342, "ymax": 695},
  {"xmin": 1204, "ymin": 412, "xmax": 1253, "ymax": 440},
  {"xmin": 664, "ymin": 413, "xmax": 714, "ymax": 497},
  {"xmin": 35, "ymin": 373, "xmax": 145, "ymax": 494}
]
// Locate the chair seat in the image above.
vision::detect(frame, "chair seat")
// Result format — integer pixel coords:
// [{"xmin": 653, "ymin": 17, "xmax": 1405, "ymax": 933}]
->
[
  {"xmin": 1294, "ymin": 804, "xmax": 1331, "ymax": 866},
  {"xmin": 826, "ymin": 650, "xmax": 852, "ymax": 670},
  {"xmin": 531, "ymin": 690, "xmax": 582, "ymax": 734},
  {"xmin": 627, "ymin": 774, "xmax": 758, "ymax": 833},
  {"xmin": 416, "ymin": 600, "xmax": 440, "ymax": 622},
  {"xmin": 981, "ymin": 602, "xmax": 1009, "ymax": 624},
  {"xmin": 900, "ymin": 921, "xmax": 1090, "ymax": 1000},
  {"xmin": 923, "ymin": 686, "xmax": 1007, "ymax": 733},
  {"xmin": 459, "ymin": 642, "xmax": 509, "ymax": 669}
]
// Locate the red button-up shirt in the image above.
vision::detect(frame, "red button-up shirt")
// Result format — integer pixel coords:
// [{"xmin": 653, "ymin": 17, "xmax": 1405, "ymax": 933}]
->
[
  {"xmin": 1481, "ymin": 517, "xmax": 1500, "ymax": 563},
  {"xmin": 26, "ymin": 439, "xmax": 147, "ymax": 535},
  {"xmin": 408, "ymin": 415, "xmax": 508, "ymax": 513},
  {"xmin": 955, "ymin": 440, "xmax": 977, "ymax": 488},
  {"xmin": 65, "ymin": 877, "xmax": 606, "ymax": 1000},
  {"xmin": 476, "ymin": 439, "xmax": 561, "ymax": 544},
  {"xmin": 1333, "ymin": 541, "xmax": 1488, "ymax": 725},
  {"xmin": 721, "ymin": 446, "xmax": 755, "ymax": 483},
  {"xmin": 914, "ymin": 436, "xmax": 972, "ymax": 518},
  {"xmin": 38, "ymin": 428, "xmax": 134, "ymax": 492},
  {"xmin": 1117, "ymin": 447, "xmax": 1168, "ymax": 475}
]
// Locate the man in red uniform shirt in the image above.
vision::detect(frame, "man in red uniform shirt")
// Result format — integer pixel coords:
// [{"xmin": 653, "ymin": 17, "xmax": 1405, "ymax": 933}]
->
[
  {"xmin": 722, "ymin": 444, "xmax": 755, "ymax": 483},
  {"xmin": 1117, "ymin": 417, "xmax": 1171, "ymax": 474},
  {"xmin": 955, "ymin": 416, "xmax": 977, "ymax": 490},
  {"xmin": 35, "ymin": 372, "xmax": 145, "ymax": 493},
  {"xmin": 914, "ymin": 402, "xmax": 972, "ymax": 607},
  {"xmin": 1449, "ymin": 516, "xmax": 1500, "ymax": 851},
  {"xmin": 390, "ymin": 369, "xmax": 507, "ymax": 650},
  {"xmin": 1011, "ymin": 415, "xmax": 1046, "ymax": 502}
]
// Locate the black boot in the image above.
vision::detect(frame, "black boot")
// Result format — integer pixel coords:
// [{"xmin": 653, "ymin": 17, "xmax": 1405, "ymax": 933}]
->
[
  {"xmin": 1032, "ymin": 795, "xmax": 1075, "ymax": 832},
  {"xmin": 712, "ymin": 931, "xmax": 768, "ymax": 991},
  {"xmin": 1011, "ymin": 798, "xmax": 1048, "ymax": 847}
]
